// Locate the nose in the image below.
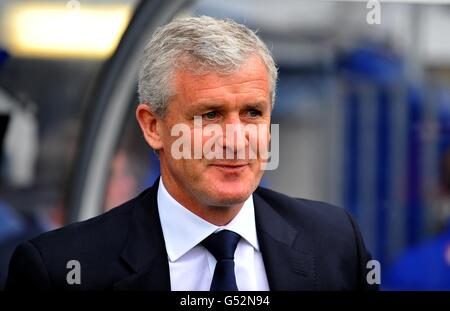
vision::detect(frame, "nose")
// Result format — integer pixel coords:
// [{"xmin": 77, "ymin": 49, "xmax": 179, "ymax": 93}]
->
[{"xmin": 221, "ymin": 114, "xmax": 248, "ymax": 160}]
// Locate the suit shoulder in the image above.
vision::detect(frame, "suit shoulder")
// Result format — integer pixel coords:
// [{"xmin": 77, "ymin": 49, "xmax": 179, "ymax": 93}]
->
[
  {"xmin": 29, "ymin": 188, "xmax": 149, "ymax": 254},
  {"xmin": 254, "ymin": 187, "xmax": 375, "ymax": 290},
  {"xmin": 6, "ymin": 188, "xmax": 154, "ymax": 289}
]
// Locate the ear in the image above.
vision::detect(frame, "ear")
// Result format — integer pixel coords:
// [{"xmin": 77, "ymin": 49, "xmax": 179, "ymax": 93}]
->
[{"xmin": 136, "ymin": 104, "xmax": 163, "ymax": 151}]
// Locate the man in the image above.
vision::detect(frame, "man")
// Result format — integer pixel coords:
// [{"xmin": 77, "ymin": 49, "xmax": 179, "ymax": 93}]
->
[{"xmin": 6, "ymin": 16, "xmax": 377, "ymax": 291}]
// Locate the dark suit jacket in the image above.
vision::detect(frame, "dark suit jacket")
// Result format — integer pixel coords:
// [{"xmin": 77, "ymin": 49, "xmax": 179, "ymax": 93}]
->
[{"xmin": 5, "ymin": 178, "xmax": 378, "ymax": 290}]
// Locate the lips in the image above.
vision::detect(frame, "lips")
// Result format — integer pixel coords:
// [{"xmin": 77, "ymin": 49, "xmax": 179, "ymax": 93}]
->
[
  {"xmin": 210, "ymin": 162, "xmax": 248, "ymax": 167},
  {"xmin": 209, "ymin": 162, "xmax": 249, "ymax": 171}
]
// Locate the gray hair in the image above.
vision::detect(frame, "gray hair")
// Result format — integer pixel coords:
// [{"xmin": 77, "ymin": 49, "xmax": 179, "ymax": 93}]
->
[{"xmin": 138, "ymin": 16, "xmax": 278, "ymax": 116}]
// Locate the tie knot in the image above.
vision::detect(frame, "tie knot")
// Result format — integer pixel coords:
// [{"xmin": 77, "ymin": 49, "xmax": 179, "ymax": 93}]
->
[{"xmin": 201, "ymin": 230, "xmax": 241, "ymax": 261}]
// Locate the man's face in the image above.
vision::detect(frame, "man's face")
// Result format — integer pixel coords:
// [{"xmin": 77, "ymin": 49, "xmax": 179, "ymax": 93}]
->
[{"xmin": 157, "ymin": 54, "xmax": 271, "ymax": 209}]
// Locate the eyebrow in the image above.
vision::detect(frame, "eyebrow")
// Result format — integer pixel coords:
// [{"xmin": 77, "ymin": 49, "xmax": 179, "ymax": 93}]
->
[
  {"xmin": 190, "ymin": 100, "xmax": 269, "ymax": 114},
  {"xmin": 192, "ymin": 101, "xmax": 225, "ymax": 111},
  {"xmin": 241, "ymin": 101, "xmax": 268, "ymax": 111}
]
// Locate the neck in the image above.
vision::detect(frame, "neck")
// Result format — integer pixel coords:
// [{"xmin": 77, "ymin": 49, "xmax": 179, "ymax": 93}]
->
[{"xmin": 160, "ymin": 175, "xmax": 244, "ymax": 226}]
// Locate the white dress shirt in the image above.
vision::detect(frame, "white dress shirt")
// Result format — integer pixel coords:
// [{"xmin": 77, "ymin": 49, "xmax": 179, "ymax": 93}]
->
[{"xmin": 157, "ymin": 178, "xmax": 270, "ymax": 291}]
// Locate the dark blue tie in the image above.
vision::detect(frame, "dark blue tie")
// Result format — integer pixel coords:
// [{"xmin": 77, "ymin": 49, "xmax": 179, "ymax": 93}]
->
[{"xmin": 201, "ymin": 230, "xmax": 241, "ymax": 291}]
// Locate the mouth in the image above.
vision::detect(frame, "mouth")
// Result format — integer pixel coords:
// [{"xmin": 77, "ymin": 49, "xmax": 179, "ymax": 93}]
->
[{"xmin": 209, "ymin": 162, "xmax": 249, "ymax": 172}]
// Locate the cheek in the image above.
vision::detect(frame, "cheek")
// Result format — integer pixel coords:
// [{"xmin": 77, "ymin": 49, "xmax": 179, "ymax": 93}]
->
[
  {"xmin": 159, "ymin": 122, "xmax": 177, "ymax": 150},
  {"xmin": 249, "ymin": 125, "xmax": 271, "ymax": 159}
]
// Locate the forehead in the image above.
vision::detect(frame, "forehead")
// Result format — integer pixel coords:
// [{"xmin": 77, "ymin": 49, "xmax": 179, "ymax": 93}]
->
[{"xmin": 172, "ymin": 55, "xmax": 270, "ymax": 102}]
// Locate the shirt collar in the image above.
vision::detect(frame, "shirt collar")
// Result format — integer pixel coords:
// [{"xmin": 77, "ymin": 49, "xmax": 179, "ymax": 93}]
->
[{"xmin": 157, "ymin": 178, "xmax": 259, "ymax": 262}]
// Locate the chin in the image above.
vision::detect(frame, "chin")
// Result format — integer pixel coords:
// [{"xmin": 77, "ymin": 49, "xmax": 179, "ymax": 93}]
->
[
  {"xmin": 207, "ymin": 194, "xmax": 250, "ymax": 207},
  {"xmin": 203, "ymin": 180, "xmax": 255, "ymax": 206}
]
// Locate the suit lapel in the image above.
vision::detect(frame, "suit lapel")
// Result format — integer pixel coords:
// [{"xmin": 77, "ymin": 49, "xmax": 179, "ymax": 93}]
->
[
  {"xmin": 114, "ymin": 178, "xmax": 171, "ymax": 291},
  {"xmin": 253, "ymin": 191, "xmax": 317, "ymax": 290}
]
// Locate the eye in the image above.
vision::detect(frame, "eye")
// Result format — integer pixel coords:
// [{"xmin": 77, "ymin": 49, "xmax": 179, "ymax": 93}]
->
[
  {"xmin": 203, "ymin": 111, "xmax": 218, "ymax": 120},
  {"xmin": 247, "ymin": 109, "xmax": 262, "ymax": 118}
]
